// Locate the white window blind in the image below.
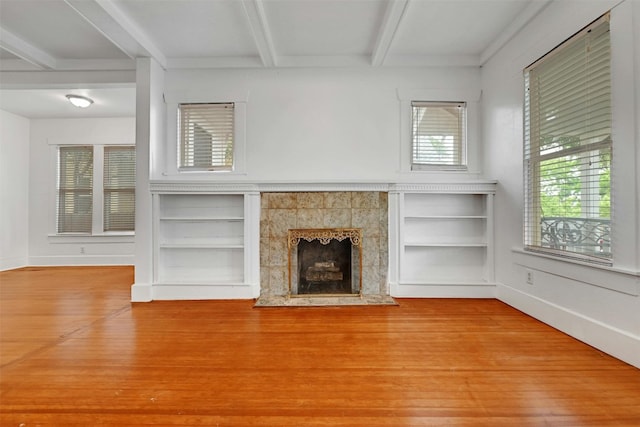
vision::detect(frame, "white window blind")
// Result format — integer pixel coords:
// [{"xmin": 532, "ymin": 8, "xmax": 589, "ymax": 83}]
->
[
  {"xmin": 524, "ymin": 14, "xmax": 612, "ymax": 263},
  {"xmin": 57, "ymin": 146, "xmax": 93, "ymax": 233},
  {"xmin": 104, "ymin": 146, "xmax": 136, "ymax": 232},
  {"xmin": 179, "ymin": 103, "xmax": 234, "ymax": 171},
  {"xmin": 411, "ymin": 101, "xmax": 467, "ymax": 170}
]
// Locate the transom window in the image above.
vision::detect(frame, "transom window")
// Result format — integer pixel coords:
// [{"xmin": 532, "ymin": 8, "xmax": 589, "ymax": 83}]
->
[{"xmin": 411, "ymin": 101, "xmax": 467, "ymax": 170}]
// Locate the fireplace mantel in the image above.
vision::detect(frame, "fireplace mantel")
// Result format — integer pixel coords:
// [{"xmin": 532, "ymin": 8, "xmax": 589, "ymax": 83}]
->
[{"xmin": 149, "ymin": 180, "xmax": 497, "ymax": 194}]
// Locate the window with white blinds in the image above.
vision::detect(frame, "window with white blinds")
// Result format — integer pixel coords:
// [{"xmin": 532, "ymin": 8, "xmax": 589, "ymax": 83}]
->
[
  {"xmin": 524, "ymin": 14, "xmax": 612, "ymax": 263},
  {"xmin": 411, "ymin": 101, "xmax": 467, "ymax": 170},
  {"xmin": 104, "ymin": 146, "xmax": 135, "ymax": 232},
  {"xmin": 57, "ymin": 146, "xmax": 93, "ymax": 233},
  {"xmin": 179, "ymin": 103, "xmax": 234, "ymax": 171}
]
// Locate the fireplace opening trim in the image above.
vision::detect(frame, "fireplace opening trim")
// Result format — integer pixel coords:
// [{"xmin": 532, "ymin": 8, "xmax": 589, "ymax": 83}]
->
[{"xmin": 287, "ymin": 228, "xmax": 363, "ymax": 297}]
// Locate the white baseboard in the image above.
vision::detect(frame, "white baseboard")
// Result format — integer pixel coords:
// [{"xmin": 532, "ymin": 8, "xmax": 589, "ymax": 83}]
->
[
  {"xmin": 497, "ymin": 283, "xmax": 640, "ymax": 369},
  {"xmin": 151, "ymin": 283, "xmax": 258, "ymax": 300},
  {"xmin": 28, "ymin": 255, "xmax": 134, "ymax": 266},
  {"xmin": 0, "ymin": 256, "xmax": 28, "ymax": 271},
  {"xmin": 390, "ymin": 282, "xmax": 497, "ymax": 298},
  {"xmin": 131, "ymin": 283, "xmax": 153, "ymax": 302}
]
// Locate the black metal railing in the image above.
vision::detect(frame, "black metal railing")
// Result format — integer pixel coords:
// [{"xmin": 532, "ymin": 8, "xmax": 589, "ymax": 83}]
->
[{"xmin": 540, "ymin": 217, "xmax": 611, "ymax": 257}]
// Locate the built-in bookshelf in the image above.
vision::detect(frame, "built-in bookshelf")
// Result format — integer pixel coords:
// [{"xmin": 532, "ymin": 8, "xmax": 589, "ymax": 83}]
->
[
  {"xmin": 389, "ymin": 183, "xmax": 496, "ymax": 297},
  {"xmin": 151, "ymin": 187, "xmax": 261, "ymax": 299}
]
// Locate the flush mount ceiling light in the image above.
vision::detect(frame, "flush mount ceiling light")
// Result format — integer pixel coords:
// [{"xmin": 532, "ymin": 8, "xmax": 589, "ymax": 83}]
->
[{"xmin": 66, "ymin": 94, "xmax": 93, "ymax": 108}]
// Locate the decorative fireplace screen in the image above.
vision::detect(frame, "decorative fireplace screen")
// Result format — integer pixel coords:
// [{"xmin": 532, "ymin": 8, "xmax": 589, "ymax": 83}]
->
[{"xmin": 287, "ymin": 228, "xmax": 363, "ymax": 297}]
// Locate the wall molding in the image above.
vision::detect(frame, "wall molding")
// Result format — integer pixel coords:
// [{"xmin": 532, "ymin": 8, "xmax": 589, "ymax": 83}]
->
[
  {"xmin": 28, "ymin": 255, "xmax": 134, "ymax": 266},
  {"xmin": 150, "ymin": 180, "xmax": 498, "ymax": 194},
  {"xmin": 497, "ymin": 283, "xmax": 640, "ymax": 369}
]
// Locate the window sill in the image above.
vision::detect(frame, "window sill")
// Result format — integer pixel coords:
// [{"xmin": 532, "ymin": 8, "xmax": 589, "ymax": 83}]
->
[
  {"xmin": 511, "ymin": 247, "xmax": 639, "ymax": 296},
  {"xmin": 48, "ymin": 233, "xmax": 135, "ymax": 244}
]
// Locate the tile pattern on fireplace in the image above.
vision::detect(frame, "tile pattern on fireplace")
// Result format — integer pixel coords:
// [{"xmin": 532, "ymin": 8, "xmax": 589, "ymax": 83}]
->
[{"xmin": 260, "ymin": 192, "xmax": 388, "ymax": 297}]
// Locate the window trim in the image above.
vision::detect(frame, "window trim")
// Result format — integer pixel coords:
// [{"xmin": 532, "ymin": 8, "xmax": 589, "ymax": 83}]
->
[
  {"xmin": 523, "ymin": 13, "xmax": 612, "ymax": 265},
  {"xmin": 49, "ymin": 139, "xmax": 135, "ymax": 238},
  {"xmin": 397, "ymin": 88, "xmax": 481, "ymax": 175},
  {"xmin": 163, "ymin": 90, "xmax": 248, "ymax": 177},
  {"xmin": 410, "ymin": 100, "xmax": 468, "ymax": 171}
]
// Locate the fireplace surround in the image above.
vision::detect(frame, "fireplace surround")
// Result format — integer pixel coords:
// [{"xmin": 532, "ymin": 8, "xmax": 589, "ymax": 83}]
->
[{"xmin": 260, "ymin": 191, "xmax": 388, "ymax": 297}]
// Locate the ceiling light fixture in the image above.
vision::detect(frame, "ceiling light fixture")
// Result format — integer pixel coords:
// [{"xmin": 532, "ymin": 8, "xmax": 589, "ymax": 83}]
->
[{"xmin": 66, "ymin": 94, "xmax": 94, "ymax": 108}]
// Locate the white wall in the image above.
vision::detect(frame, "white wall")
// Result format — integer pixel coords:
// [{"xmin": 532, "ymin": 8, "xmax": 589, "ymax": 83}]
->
[
  {"xmin": 28, "ymin": 117, "xmax": 136, "ymax": 266},
  {"xmin": 481, "ymin": 0, "xmax": 640, "ymax": 367},
  {"xmin": 157, "ymin": 67, "xmax": 483, "ymax": 182},
  {"xmin": 0, "ymin": 110, "xmax": 30, "ymax": 270}
]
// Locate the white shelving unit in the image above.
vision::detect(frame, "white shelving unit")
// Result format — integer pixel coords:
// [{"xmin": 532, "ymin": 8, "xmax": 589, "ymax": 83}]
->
[
  {"xmin": 389, "ymin": 182, "xmax": 496, "ymax": 298},
  {"xmin": 151, "ymin": 186, "xmax": 260, "ymax": 300}
]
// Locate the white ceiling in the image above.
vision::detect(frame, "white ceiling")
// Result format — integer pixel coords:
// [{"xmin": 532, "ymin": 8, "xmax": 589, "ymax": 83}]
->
[{"xmin": 0, "ymin": 0, "xmax": 550, "ymax": 118}]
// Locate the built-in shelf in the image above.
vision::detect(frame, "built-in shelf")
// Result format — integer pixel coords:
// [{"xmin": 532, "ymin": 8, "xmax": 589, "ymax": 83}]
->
[
  {"xmin": 389, "ymin": 184, "xmax": 496, "ymax": 297},
  {"xmin": 154, "ymin": 193, "xmax": 257, "ymax": 292}
]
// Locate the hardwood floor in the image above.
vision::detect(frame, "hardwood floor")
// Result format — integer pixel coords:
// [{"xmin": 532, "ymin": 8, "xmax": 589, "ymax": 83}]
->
[{"xmin": 1, "ymin": 266, "xmax": 639, "ymax": 426}]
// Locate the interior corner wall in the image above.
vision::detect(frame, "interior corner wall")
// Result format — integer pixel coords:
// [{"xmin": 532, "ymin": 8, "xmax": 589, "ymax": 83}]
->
[
  {"xmin": 481, "ymin": 0, "xmax": 640, "ymax": 368},
  {"xmin": 0, "ymin": 110, "xmax": 30, "ymax": 271},
  {"xmin": 28, "ymin": 117, "xmax": 136, "ymax": 266}
]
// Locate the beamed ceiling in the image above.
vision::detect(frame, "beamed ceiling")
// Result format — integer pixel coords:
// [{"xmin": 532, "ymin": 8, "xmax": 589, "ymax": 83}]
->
[{"xmin": 0, "ymin": 0, "xmax": 550, "ymax": 118}]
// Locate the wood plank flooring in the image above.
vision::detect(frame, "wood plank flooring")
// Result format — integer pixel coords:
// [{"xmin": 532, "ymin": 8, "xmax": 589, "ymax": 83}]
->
[{"xmin": 1, "ymin": 266, "xmax": 639, "ymax": 426}]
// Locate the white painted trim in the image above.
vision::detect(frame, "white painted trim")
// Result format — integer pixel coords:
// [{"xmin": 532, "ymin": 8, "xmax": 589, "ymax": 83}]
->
[
  {"xmin": 512, "ymin": 248, "xmax": 640, "ymax": 296},
  {"xmin": 0, "ymin": 257, "xmax": 28, "ymax": 272},
  {"xmin": 371, "ymin": 0, "xmax": 410, "ymax": 67},
  {"xmin": 65, "ymin": 0, "xmax": 167, "ymax": 68},
  {"xmin": 241, "ymin": 0, "xmax": 278, "ymax": 67},
  {"xmin": 152, "ymin": 284, "xmax": 256, "ymax": 300},
  {"xmin": 28, "ymin": 255, "xmax": 134, "ymax": 266},
  {"xmin": 131, "ymin": 283, "xmax": 153, "ymax": 302},
  {"xmin": 497, "ymin": 283, "xmax": 640, "ymax": 369},
  {"xmin": 391, "ymin": 282, "xmax": 496, "ymax": 298},
  {"xmin": 0, "ymin": 26, "xmax": 56, "ymax": 69},
  {"xmin": 150, "ymin": 180, "xmax": 497, "ymax": 194}
]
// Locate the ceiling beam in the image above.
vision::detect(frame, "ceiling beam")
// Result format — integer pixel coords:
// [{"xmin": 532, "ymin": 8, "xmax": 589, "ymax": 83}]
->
[
  {"xmin": 480, "ymin": 0, "xmax": 552, "ymax": 65},
  {"xmin": 241, "ymin": 0, "xmax": 277, "ymax": 67},
  {"xmin": 371, "ymin": 0, "xmax": 410, "ymax": 67},
  {"xmin": 0, "ymin": 27, "xmax": 56, "ymax": 69},
  {"xmin": 64, "ymin": 0, "xmax": 167, "ymax": 69}
]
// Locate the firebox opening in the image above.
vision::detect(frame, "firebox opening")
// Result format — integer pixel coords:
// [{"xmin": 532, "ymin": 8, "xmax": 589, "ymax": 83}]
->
[{"xmin": 297, "ymin": 239, "xmax": 352, "ymax": 294}]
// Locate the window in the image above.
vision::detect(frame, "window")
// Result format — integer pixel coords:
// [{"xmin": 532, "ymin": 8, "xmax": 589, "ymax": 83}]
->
[
  {"xmin": 57, "ymin": 146, "xmax": 93, "ymax": 233},
  {"xmin": 57, "ymin": 145, "xmax": 135, "ymax": 234},
  {"xmin": 411, "ymin": 101, "xmax": 467, "ymax": 170},
  {"xmin": 178, "ymin": 103, "xmax": 234, "ymax": 171},
  {"xmin": 104, "ymin": 146, "xmax": 136, "ymax": 232},
  {"xmin": 524, "ymin": 14, "xmax": 611, "ymax": 263}
]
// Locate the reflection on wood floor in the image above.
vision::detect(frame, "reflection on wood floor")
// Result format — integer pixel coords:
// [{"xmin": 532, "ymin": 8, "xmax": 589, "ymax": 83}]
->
[{"xmin": 1, "ymin": 266, "xmax": 639, "ymax": 426}]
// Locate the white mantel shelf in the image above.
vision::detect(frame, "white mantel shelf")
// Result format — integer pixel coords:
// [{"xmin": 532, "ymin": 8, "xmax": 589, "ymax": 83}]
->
[{"xmin": 149, "ymin": 180, "xmax": 497, "ymax": 193}]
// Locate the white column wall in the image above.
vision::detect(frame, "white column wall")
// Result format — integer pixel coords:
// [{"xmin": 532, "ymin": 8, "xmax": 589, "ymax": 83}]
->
[
  {"xmin": 481, "ymin": 0, "xmax": 640, "ymax": 367},
  {"xmin": 0, "ymin": 110, "xmax": 30, "ymax": 270}
]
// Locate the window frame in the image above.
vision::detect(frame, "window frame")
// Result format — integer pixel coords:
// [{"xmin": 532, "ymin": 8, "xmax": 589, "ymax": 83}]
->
[
  {"xmin": 397, "ymin": 88, "xmax": 481, "ymax": 175},
  {"xmin": 523, "ymin": 13, "xmax": 612, "ymax": 265},
  {"xmin": 410, "ymin": 101, "xmax": 468, "ymax": 171},
  {"xmin": 163, "ymin": 90, "xmax": 248, "ymax": 177},
  {"xmin": 51, "ymin": 142, "xmax": 135, "ymax": 238},
  {"xmin": 178, "ymin": 102, "xmax": 235, "ymax": 172}
]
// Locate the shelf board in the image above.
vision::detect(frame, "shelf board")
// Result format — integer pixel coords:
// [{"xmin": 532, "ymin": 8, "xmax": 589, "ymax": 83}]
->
[
  {"xmin": 398, "ymin": 280, "xmax": 493, "ymax": 286},
  {"xmin": 159, "ymin": 216, "xmax": 244, "ymax": 222},
  {"xmin": 160, "ymin": 243, "xmax": 244, "ymax": 249},
  {"xmin": 404, "ymin": 243, "xmax": 487, "ymax": 248},
  {"xmin": 405, "ymin": 215, "xmax": 487, "ymax": 220}
]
